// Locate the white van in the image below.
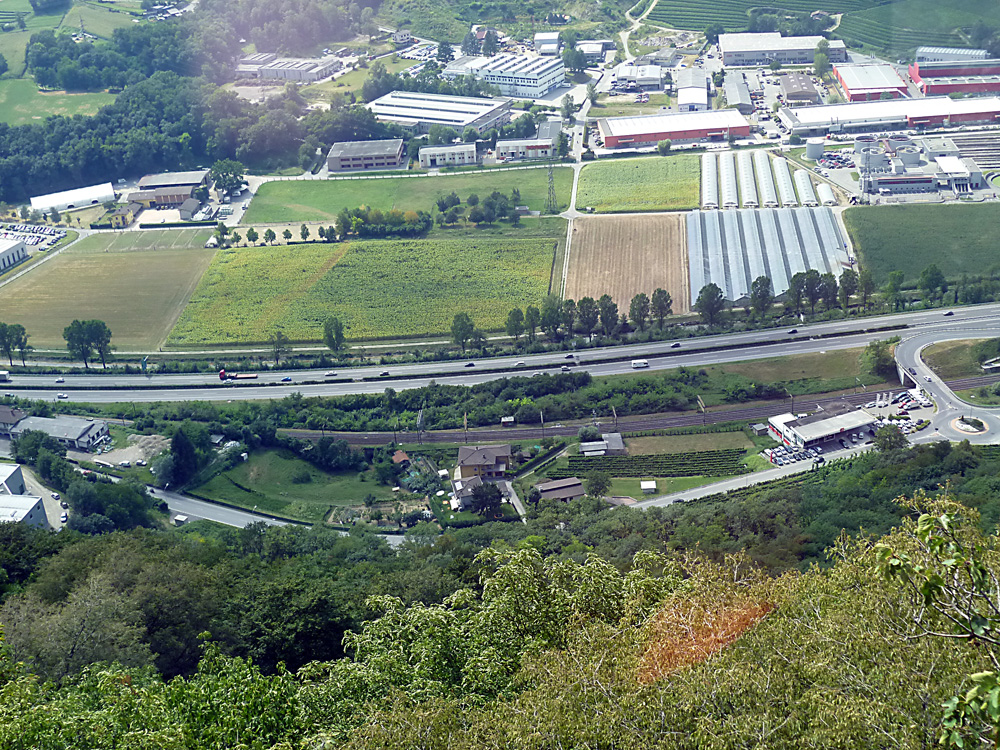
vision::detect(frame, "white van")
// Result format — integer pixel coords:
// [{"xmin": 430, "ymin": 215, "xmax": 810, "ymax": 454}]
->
[{"xmin": 631, "ymin": 359, "xmax": 649, "ymax": 369}]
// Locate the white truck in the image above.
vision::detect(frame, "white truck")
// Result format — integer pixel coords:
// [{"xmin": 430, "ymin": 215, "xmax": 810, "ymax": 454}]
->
[{"xmin": 631, "ymin": 359, "xmax": 649, "ymax": 369}]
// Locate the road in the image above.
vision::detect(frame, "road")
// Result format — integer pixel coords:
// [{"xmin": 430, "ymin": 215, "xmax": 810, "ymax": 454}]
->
[{"xmin": 6, "ymin": 303, "xmax": 1000, "ymax": 403}]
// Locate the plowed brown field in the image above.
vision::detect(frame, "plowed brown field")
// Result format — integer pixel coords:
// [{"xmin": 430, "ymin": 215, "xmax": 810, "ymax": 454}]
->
[{"xmin": 565, "ymin": 214, "xmax": 689, "ymax": 314}]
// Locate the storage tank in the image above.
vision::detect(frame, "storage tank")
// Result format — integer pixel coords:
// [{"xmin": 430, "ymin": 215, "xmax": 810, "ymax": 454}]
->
[
  {"xmin": 859, "ymin": 147, "xmax": 887, "ymax": 170},
  {"xmin": 805, "ymin": 138, "xmax": 825, "ymax": 160},
  {"xmin": 898, "ymin": 146, "xmax": 921, "ymax": 166},
  {"xmin": 887, "ymin": 134, "xmax": 911, "ymax": 153},
  {"xmin": 854, "ymin": 135, "xmax": 878, "ymax": 153}
]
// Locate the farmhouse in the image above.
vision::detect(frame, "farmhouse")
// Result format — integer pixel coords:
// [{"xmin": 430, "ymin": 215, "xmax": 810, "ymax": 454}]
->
[
  {"xmin": 777, "ymin": 96, "xmax": 1000, "ymax": 136},
  {"xmin": 108, "ymin": 202, "xmax": 141, "ymax": 228},
  {"xmin": 137, "ymin": 170, "xmax": 209, "ymax": 190},
  {"xmin": 0, "ymin": 463, "xmax": 26, "ymax": 495},
  {"xmin": 418, "ymin": 143, "xmax": 478, "ymax": 168},
  {"xmin": 909, "ymin": 59, "xmax": 1000, "ymax": 96},
  {"xmin": 834, "ymin": 64, "xmax": 908, "ymax": 101},
  {"xmin": 495, "ymin": 137, "xmax": 554, "ymax": 160},
  {"xmin": 10, "ymin": 415, "xmax": 109, "ymax": 451},
  {"xmin": 326, "ymin": 139, "xmax": 406, "ymax": 172},
  {"xmin": 30, "ymin": 182, "xmax": 116, "ymax": 213},
  {"xmin": 768, "ymin": 402, "xmax": 876, "ymax": 449},
  {"xmin": 443, "ymin": 55, "xmax": 567, "ymax": 98},
  {"xmin": 0, "ymin": 239, "xmax": 27, "ymax": 272},
  {"xmin": 535, "ymin": 477, "xmax": 586, "ymax": 502},
  {"xmin": 130, "ymin": 186, "xmax": 194, "ymax": 209},
  {"xmin": 916, "ymin": 46, "xmax": 989, "ymax": 63},
  {"xmin": 454, "ymin": 444, "xmax": 510, "ymax": 480},
  {"xmin": 718, "ymin": 32, "xmax": 846, "ymax": 66},
  {"xmin": 0, "ymin": 495, "xmax": 47, "ymax": 529},
  {"xmin": 597, "ymin": 109, "xmax": 750, "ymax": 148},
  {"xmin": 367, "ymin": 91, "xmax": 511, "ymax": 133}
]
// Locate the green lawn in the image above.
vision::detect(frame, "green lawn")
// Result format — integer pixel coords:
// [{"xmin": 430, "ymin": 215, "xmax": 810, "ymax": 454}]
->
[
  {"xmin": 923, "ymin": 339, "xmax": 998, "ymax": 380},
  {"xmin": 59, "ymin": 2, "xmax": 140, "ymax": 38},
  {"xmin": 193, "ymin": 449, "xmax": 398, "ymax": 524},
  {"xmin": 845, "ymin": 204, "xmax": 1000, "ymax": 284},
  {"xmin": 300, "ymin": 56, "xmax": 415, "ymax": 100},
  {"xmin": 167, "ymin": 236, "xmax": 557, "ymax": 345},
  {"xmin": 625, "ymin": 432, "xmax": 754, "ymax": 455},
  {"xmin": 0, "ymin": 229, "xmax": 215, "ymax": 349},
  {"xmin": 244, "ymin": 168, "xmax": 573, "ymax": 224},
  {"xmin": 591, "ymin": 93, "xmax": 673, "ymax": 117},
  {"xmin": 835, "ymin": 0, "xmax": 1000, "ymax": 54},
  {"xmin": 609, "ymin": 475, "xmax": 734, "ymax": 499},
  {"xmin": 575, "ymin": 155, "xmax": 700, "ymax": 213},
  {"xmin": 0, "ymin": 79, "xmax": 115, "ymax": 125}
]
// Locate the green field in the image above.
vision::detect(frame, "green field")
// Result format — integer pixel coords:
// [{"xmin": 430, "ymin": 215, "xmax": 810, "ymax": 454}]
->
[
  {"xmin": 625, "ymin": 432, "xmax": 754, "ymax": 455},
  {"xmin": 923, "ymin": 338, "xmax": 998, "ymax": 380},
  {"xmin": 835, "ymin": 0, "xmax": 1000, "ymax": 54},
  {"xmin": 300, "ymin": 56, "xmax": 415, "ymax": 100},
  {"xmin": 244, "ymin": 168, "xmax": 573, "ymax": 224},
  {"xmin": 845, "ymin": 204, "xmax": 1000, "ymax": 285},
  {"xmin": 609, "ymin": 475, "xmax": 733, "ymax": 499},
  {"xmin": 193, "ymin": 449, "xmax": 397, "ymax": 524},
  {"xmin": 168, "ymin": 236, "xmax": 557, "ymax": 345},
  {"xmin": 0, "ymin": 79, "xmax": 115, "ymax": 125},
  {"xmin": 0, "ymin": 229, "xmax": 215, "ymax": 349},
  {"xmin": 575, "ymin": 155, "xmax": 700, "ymax": 213},
  {"xmin": 59, "ymin": 2, "xmax": 140, "ymax": 38},
  {"xmin": 645, "ymin": 0, "xmax": 871, "ymax": 31}
]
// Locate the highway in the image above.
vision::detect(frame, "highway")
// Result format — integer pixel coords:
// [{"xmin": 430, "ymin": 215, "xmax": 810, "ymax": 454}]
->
[{"xmin": 7, "ymin": 303, "xmax": 1000, "ymax": 403}]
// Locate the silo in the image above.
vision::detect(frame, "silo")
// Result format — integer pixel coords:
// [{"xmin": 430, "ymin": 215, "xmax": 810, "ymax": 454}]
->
[
  {"xmin": 817, "ymin": 182, "xmax": 836, "ymax": 206},
  {"xmin": 772, "ymin": 157, "xmax": 798, "ymax": 207},
  {"xmin": 805, "ymin": 138, "xmax": 825, "ymax": 160},
  {"xmin": 719, "ymin": 151, "xmax": 739, "ymax": 209},
  {"xmin": 754, "ymin": 150, "xmax": 779, "ymax": 207},
  {"xmin": 854, "ymin": 135, "xmax": 878, "ymax": 153},
  {"xmin": 737, "ymin": 151, "xmax": 758, "ymax": 208},
  {"xmin": 701, "ymin": 152, "xmax": 719, "ymax": 209},
  {"xmin": 898, "ymin": 146, "xmax": 921, "ymax": 166},
  {"xmin": 859, "ymin": 147, "xmax": 887, "ymax": 170},
  {"xmin": 887, "ymin": 134, "xmax": 911, "ymax": 153},
  {"xmin": 794, "ymin": 170, "xmax": 818, "ymax": 207}
]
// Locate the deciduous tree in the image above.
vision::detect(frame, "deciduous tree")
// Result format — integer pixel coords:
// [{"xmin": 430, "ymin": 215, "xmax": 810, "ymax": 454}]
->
[
  {"xmin": 651, "ymin": 288, "xmax": 673, "ymax": 328},
  {"xmin": 323, "ymin": 316, "xmax": 345, "ymax": 352},
  {"xmin": 451, "ymin": 312, "xmax": 474, "ymax": 352},
  {"xmin": 749, "ymin": 275, "xmax": 773, "ymax": 319},
  {"xmin": 505, "ymin": 308, "xmax": 524, "ymax": 341},
  {"xmin": 598, "ymin": 295, "xmax": 618, "ymax": 336},
  {"xmin": 629, "ymin": 292, "xmax": 650, "ymax": 331},
  {"xmin": 577, "ymin": 297, "xmax": 598, "ymax": 339},
  {"xmin": 694, "ymin": 283, "xmax": 725, "ymax": 326}
]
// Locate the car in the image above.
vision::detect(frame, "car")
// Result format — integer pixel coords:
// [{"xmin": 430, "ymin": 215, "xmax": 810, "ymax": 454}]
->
[
  {"xmin": 464, "ymin": 362, "xmax": 475, "ymax": 368},
  {"xmin": 908, "ymin": 367, "xmax": 916, "ymax": 375},
  {"xmin": 60, "ymin": 512, "xmax": 68, "ymax": 523},
  {"xmin": 55, "ymin": 377, "xmax": 65, "ymax": 383},
  {"xmin": 943, "ymin": 310, "xmax": 954, "ymax": 316},
  {"xmin": 565, "ymin": 353, "xmax": 574, "ymax": 359},
  {"xmin": 788, "ymin": 328, "xmax": 798, "ymax": 334},
  {"xmin": 925, "ymin": 375, "xmax": 932, "ymax": 382},
  {"xmin": 57, "ymin": 393, "xmax": 68, "ymax": 399},
  {"xmin": 379, "ymin": 371, "xmax": 390, "ymax": 376},
  {"xmin": 514, "ymin": 361, "xmax": 525, "ymax": 367},
  {"xmin": 865, "ymin": 401, "xmax": 877, "ymax": 409},
  {"xmin": 671, "ymin": 342, "xmax": 681, "ymax": 348},
  {"xmin": 281, "ymin": 376, "xmax": 292, "ymax": 382},
  {"xmin": 136, "ymin": 459, "xmax": 147, "ymax": 467},
  {"xmin": 60, "ymin": 501, "xmax": 68, "ymax": 509},
  {"xmin": 561, "ymin": 365, "xmax": 571, "ymax": 373},
  {"xmin": 815, "ymin": 446, "xmax": 823, "ymax": 454},
  {"xmin": 324, "ymin": 371, "xmax": 337, "ymax": 377},
  {"xmin": 50, "ymin": 492, "xmax": 60, "ymax": 500},
  {"xmin": 119, "ymin": 461, "xmax": 130, "ymax": 468}
]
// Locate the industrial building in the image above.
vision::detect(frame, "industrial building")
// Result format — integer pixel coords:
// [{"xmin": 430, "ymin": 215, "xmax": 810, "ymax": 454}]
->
[
  {"xmin": 676, "ymin": 68, "xmax": 710, "ymax": 111},
  {"xmin": 777, "ymin": 96, "xmax": 1000, "ymax": 136},
  {"xmin": 418, "ymin": 143, "xmax": 478, "ymax": 168},
  {"xmin": 597, "ymin": 109, "xmax": 750, "ymax": 148},
  {"xmin": 576, "ymin": 39, "xmax": 614, "ymax": 63},
  {"xmin": 614, "ymin": 62, "xmax": 665, "ymax": 89},
  {"xmin": 915, "ymin": 46, "xmax": 989, "ymax": 63},
  {"xmin": 635, "ymin": 48, "xmax": 680, "ymax": 69},
  {"xmin": 367, "ymin": 91, "xmax": 511, "ymax": 133},
  {"xmin": 718, "ymin": 32, "xmax": 846, "ymax": 66},
  {"xmin": 0, "ymin": 494, "xmax": 47, "ymax": 528},
  {"xmin": 909, "ymin": 59, "xmax": 1000, "ymax": 96},
  {"xmin": 854, "ymin": 135, "xmax": 986, "ymax": 195},
  {"xmin": 0, "ymin": 464, "xmax": 26, "ymax": 495},
  {"xmin": 0, "ymin": 239, "xmax": 27, "ymax": 272},
  {"xmin": 687, "ymin": 206, "xmax": 850, "ymax": 303},
  {"xmin": 10, "ymin": 415, "xmax": 109, "ymax": 451},
  {"xmin": 443, "ymin": 55, "xmax": 566, "ymax": 98},
  {"xmin": 723, "ymin": 72, "xmax": 753, "ymax": 114},
  {"xmin": 236, "ymin": 53, "xmax": 339, "ymax": 82},
  {"xmin": 533, "ymin": 31, "xmax": 560, "ymax": 54},
  {"xmin": 495, "ymin": 137, "xmax": 555, "ymax": 160},
  {"xmin": 768, "ymin": 402, "xmax": 877, "ymax": 449},
  {"xmin": 834, "ymin": 63, "xmax": 908, "ymax": 101},
  {"xmin": 30, "ymin": 182, "xmax": 116, "ymax": 213},
  {"xmin": 779, "ymin": 72, "xmax": 820, "ymax": 104},
  {"xmin": 137, "ymin": 170, "xmax": 209, "ymax": 190},
  {"xmin": 327, "ymin": 139, "xmax": 406, "ymax": 172}
]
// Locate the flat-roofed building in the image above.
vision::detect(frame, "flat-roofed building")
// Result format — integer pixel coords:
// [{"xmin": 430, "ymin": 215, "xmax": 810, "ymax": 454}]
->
[
  {"xmin": 444, "ymin": 54, "xmax": 566, "ymax": 98},
  {"xmin": 598, "ymin": 109, "xmax": 750, "ymax": 148},
  {"xmin": 768, "ymin": 402, "xmax": 877, "ymax": 449},
  {"xmin": 236, "ymin": 52, "xmax": 277, "ymax": 76},
  {"xmin": 615, "ymin": 62, "xmax": 665, "ymax": 89},
  {"xmin": 916, "ymin": 46, "xmax": 988, "ymax": 63},
  {"xmin": 367, "ymin": 91, "xmax": 511, "ymax": 133},
  {"xmin": 0, "ymin": 495, "xmax": 47, "ymax": 529},
  {"xmin": 137, "ymin": 170, "xmax": 209, "ymax": 190},
  {"xmin": 834, "ymin": 63, "xmax": 908, "ymax": 101},
  {"xmin": 418, "ymin": 142, "xmax": 478, "ymax": 168},
  {"xmin": 327, "ymin": 139, "xmax": 406, "ymax": 172},
  {"xmin": 495, "ymin": 137, "xmax": 554, "ymax": 160},
  {"xmin": 533, "ymin": 31, "xmax": 560, "ymax": 52},
  {"xmin": 909, "ymin": 58, "xmax": 1000, "ymax": 96},
  {"xmin": 778, "ymin": 96, "xmax": 1000, "ymax": 136},
  {"xmin": 719, "ymin": 32, "xmax": 846, "ymax": 66},
  {"xmin": 30, "ymin": 182, "xmax": 116, "ymax": 213},
  {"xmin": 779, "ymin": 71, "xmax": 820, "ymax": 103},
  {"xmin": 0, "ymin": 239, "xmax": 27, "ymax": 272},
  {"xmin": 678, "ymin": 87, "xmax": 709, "ymax": 111},
  {"xmin": 259, "ymin": 57, "xmax": 339, "ymax": 82},
  {"xmin": 10, "ymin": 415, "xmax": 109, "ymax": 451}
]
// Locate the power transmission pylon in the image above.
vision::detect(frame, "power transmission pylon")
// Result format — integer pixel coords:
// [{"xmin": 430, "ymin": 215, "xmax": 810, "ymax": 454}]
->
[{"xmin": 545, "ymin": 163, "xmax": 557, "ymax": 214}]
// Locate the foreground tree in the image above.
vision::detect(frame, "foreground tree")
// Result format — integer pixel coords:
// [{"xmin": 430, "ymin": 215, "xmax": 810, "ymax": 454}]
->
[
  {"xmin": 209, "ymin": 159, "xmax": 245, "ymax": 197},
  {"xmin": 694, "ymin": 283, "xmax": 725, "ymax": 326},
  {"xmin": 63, "ymin": 319, "xmax": 111, "ymax": 369},
  {"xmin": 598, "ymin": 295, "xmax": 618, "ymax": 336},
  {"xmin": 269, "ymin": 329, "xmax": 290, "ymax": 365},
  {"xmin": 525, "ymin": 305, "xmax": 541, "ymax": 342},
  {"xmin": 471, "ymin": 482, "xmax": 503, "ymax": 516},
  {"xmin": 873, "ymin": 423, "xmax": 908, "ymax": 452},
  {"xmin": 749, "ymin": 275, "xmax": 773, "ymax": 320},
  {"xmin": 839, "ymin": 268, "xmax": 859, "ymax": 310},
  {"xmin": 858, "ymin": 267, "xmax": 876, "ymax": 310},
  {"xmin": 651, "ymin": 288, "xmax": 673, "ymax": 328},
  {"xmin": 505, "ymin": 308, "xmax": 524, "ymax": 342},
  {"xmin": 584, "ymin": 470, "xmax": 611, "ymax": 497},
  {"xmin": 629, "ymin": 293, "xmax": 650, "ymax": 331},
  {"xmin": 0, "ymin": 323, "xmax": 12, "ymax": 366},
  {"xmin": 451, "ymin": 312, "xmax": 474, "ymax": 352},
  {"xmin": 577, "ymin": 297, "xmax": 598, "ymax": 339},
  {"xmin": 323, "ymin": 316, "xmax": 345, "ymax": 352}
]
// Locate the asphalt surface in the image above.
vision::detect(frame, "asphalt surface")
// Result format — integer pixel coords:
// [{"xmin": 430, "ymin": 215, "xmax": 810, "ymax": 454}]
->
[{"xmin": 7, "ymin": 304, "xmax": 1000, "ymax": 404}]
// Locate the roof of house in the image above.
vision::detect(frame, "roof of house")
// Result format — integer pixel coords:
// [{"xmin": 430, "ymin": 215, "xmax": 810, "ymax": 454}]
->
[
  {"xmin": 536, "ymin": 476, "xmax": 586, "ymax": 500},
  {"xmin": 0, "ymin": 495, "xmax": 43, "ymax": 524},
  {"xmin": 0, "ymin": 463, "xmax": 22, "ymax": 487},
  {"xmin": 452, "ymin": 474, "xmax": 483, "ymax": 499},
  {"xmin": 137, "ymin": 170, "xmax": 210, "ymax": 189},
  {"xmin": 0, "ymin": 406, "xmax": 26, "ymax": 425},
  {"xmin": 13, "ymin": 415, "xmax": 105, "ymax": 442},
  {"xmin": 392, "ymin": 450, "xmax": 410, "ymax": 464},
  {"xmin": 457, "ymin": 444, "xmax": 511, "ymax": 466},
  {"xmin": 602, "ymin": 433, "xmax": 625, "ymax": 452},
  {"xmin": 328, "ymin": 139, "xmax": 405, "ymax": 158}
]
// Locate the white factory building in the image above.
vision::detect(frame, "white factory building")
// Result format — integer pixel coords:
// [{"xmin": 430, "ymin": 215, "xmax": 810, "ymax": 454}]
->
[
  {"xmin": 0, "ymin": 239, "xmax": 27, "ymax": 272},
  {"xmin": 855, "ymin": 135, "xmax": 985, "ymax": 195},
  {"xmin": 675, "ymin": 68, "xmax": 710, "ymax": 112},
  {"xmin": 30, "ymin": 182, "xmax": 116, "ymax": 214},
  {"xmin": 236, "ymin": 52, "xmax": 340, "ymax": 82},
  {"xmin": 777, "ymin": 96, "xmax": 1000, "ymax": 136},
  {"xmin": 443, "ymin": 54, "xmax": 566, "ymax": 98},
  {"xmin": 615, "ymin": 62, "xmax": 665, "ymax": 89},
  {"xmin": 0, "ymin": 494, "xmax": 47, "ymax": 528},
  {"xmin": 367, "ymin": 91, "xmax": 511, "ymax": 133},
  {"xmin": 768, "ymin": 403, "xmax": 877, "ymax": 449},
  {"xmin": 495, "ymin": 137, "xmax": 555, "ymax": 160},
  {"xmin": 0, "ymin": 463, "xmax": 26, "ymax": 495},
  {"xmin": 719, "ymin": 32, "xmax": 847, "ymax": 66},
  {"xmin": 915, "ymin": 46, "xmax": 989, "ymax": 63},
  {"xmin": 418, "ymin": 143, "xmax": 478, "ymax": 168}
]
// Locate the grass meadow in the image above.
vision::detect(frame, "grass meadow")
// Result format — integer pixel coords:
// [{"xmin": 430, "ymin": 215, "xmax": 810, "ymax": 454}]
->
[
  {"xmin": 167, "ymin": 237, "xmax": 557, "ymax": 345},
  {"xmin": 575, "ymin": 155, "xmax": 700, "ymax": 213},
  {"xmin": 0, "ymin": 229, "xmax": 215, "ymax": 349},
  {"xmin": 59, "ymin": 2, "xmax": 141, "ymax": 38},
  {"xmin": 0, "ymin": 79, "xmax": 115, "ymax": 125},
  {"xmin": 244, "ymin": 168, "xmax": 573, "ymax": 224},
  {"xmin": 844, "ymin": 204, "xmax": 1000, "ymax": 284}
]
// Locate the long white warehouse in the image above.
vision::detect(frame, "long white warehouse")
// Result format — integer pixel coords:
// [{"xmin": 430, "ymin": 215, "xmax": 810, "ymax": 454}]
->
[
  {"xmin": 754, "ymin": 150, "xmax": 779, "ymax": 208},
  {"xmin": 719, "ymin": 151, "xmax": 738, "ymax": 209},
  {"xmin": 817, "ymin": 182, "xmax": 837, "ymax": 206},
  {"xmin": 701, "ymin": 153, "xmax": 719, "ymax": 209},
  {"xmin": 794, "ymin": 170, "xmax": 819, "ymax": 206},
  {"xmin": 737, "ymin": 151, "xmax": 758, "ymax": 208},
  {"xmin": 772, "ymin": 157, "xmax": 798, "ymax": 207}
]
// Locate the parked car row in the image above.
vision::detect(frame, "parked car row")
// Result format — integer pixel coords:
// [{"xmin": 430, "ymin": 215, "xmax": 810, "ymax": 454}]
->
[{"xmin": 765, "ymin": 444, "xmax": 823, "ymax": 466}]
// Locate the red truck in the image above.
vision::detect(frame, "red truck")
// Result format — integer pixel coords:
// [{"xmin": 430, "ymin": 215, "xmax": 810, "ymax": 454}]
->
[{"xmin": 219, "ymin": 369, "xmax": 259, "ymax": 381}]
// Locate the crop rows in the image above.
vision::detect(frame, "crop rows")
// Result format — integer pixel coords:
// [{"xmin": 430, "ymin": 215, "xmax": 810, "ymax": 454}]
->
[
  {"xmin": 835, "ymin": 16, "xmax": 959, "ymax": 53},
  {"xmin": 547, "ymin": 449, "xmax": 748, "ymax": 479},
  {"xmin": 646, "ymin": 0, "xmax": 869, "ymax": 30}
]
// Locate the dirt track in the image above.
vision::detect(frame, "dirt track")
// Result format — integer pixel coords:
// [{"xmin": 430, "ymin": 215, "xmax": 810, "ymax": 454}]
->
[{"xmin": 565, "ymin": 214, "xmax": 690, "ymax": 314}]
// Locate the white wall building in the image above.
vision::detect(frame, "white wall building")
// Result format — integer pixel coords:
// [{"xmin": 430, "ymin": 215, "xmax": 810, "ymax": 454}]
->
[
  {"xmin": 719, "ymin": 32, "xmax": 847, "ymax": 66},
  {"xmin": 418, "ymin": 143, "xmax": 478, "ymax": 168},
  {"xmin": 10, "ymin": 416, "xmax": 109, "ymax": 451},
  {"xmin": 30, "ymin": 182, "xmax": 116, "ymax": 214},
  {"xmin": 0, "ymin": 495, "xmax": 47, "ymax": 528},
  {"xmin": 444, "ymin": 54, "xmax": 566, "ymax": 98},
  {"xmin": 0, "ymin": 239, "xmax": 27, "ymax": 272},
  {"xmin": 367, "ymin": 91, "xmax": 511, "ymax": 133},
  {"xmin": 258, "ymin": 58, "xmax": 339, "ymax": 82},
  {"xmin": 495, "ymin": 137, "xmax": 554, "ymax": 160},
  {"xmin": 533, "ymin": 32, "xmax": 560, "ymax": 52},
  {"xmin": 0, "ymin": 464, "xmax": 26, "ymax": 495},
  {"xmin": 916, "ymin": 46, "xmax": 989, "ymax": 63},
  {"xmin": 678, "ymin": 87, "xmax": 709, "ymax": 111}
]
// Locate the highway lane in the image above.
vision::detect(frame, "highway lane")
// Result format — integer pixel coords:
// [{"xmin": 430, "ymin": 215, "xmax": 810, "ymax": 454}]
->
[{"xmin": 7, "ymin": 303, "xmax": 1000, "ymax": 395}]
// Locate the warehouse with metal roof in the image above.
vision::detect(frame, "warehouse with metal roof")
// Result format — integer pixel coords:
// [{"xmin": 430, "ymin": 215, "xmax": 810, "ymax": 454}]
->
[
  {"xmin": 723, "ymin": 73, "xmax": 753, "ymax": 114},
  {"xmin": 718, "ymin": 151, "xmax": 739, "ymax": 208},
  {"xmin": 771, "ymin": 157, "xmax": 798, "ymax": 206},
  {"xmin": 367, "ymin": 91, "xmax": 512, "ymax": 133},
  {"xmin": 817, "ymin": 182, "xmax": 837, "ymax": 205},
  {"xmin": 916, "ymin": 46, "xmax": 988, "ymax": 63},
  {"xmin": 737, "ymin": 151, "xmax": 758, "ymax": 208},
  {"xmin": 754, "ymin": 150, "xmax": 779, "ymax": 207},
  {"xmin": 701, "ymin": 152, "xmax": 719, "ymax": 209},
  {"xmin": 596, "ymin": 109, "xmax": 750, "ymax": 148},
  {"xmin": 778, "ymin": 96, "xmax": 1000, "ymax": 135},
  {"xmin": 719, "ymin": 33, "xmax": 846, "ymax": 66},
  {"xmin": 779, "ymin": 72, "xmax": 820, "ymax": 103},
  {"xmin": 833, "ymin": 63, "xmax": 908, "ymax": 101},
  {"xmin": 794, "ymin": 170, "xmax": 818, "ymax": 206}
]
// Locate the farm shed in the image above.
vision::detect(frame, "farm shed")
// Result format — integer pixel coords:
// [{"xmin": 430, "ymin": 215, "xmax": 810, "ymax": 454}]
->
[
  {"xmin": 754, "ymin": 150, "xmax": 779, "ymax": 208},
  {"xmin": 817, "ymin": 182, "xmax": 837, "ymax": 206},
  {"xmin": 794, "ymin": 170, "xmax": 819, "ymax": 207},
  {"xmin": 30, "ymin": 183, "xmax": 116, "ymax": 213},
  {"xmin": 737, "ymin": 151, "xmax": 758, "ymax": 208},
  {"xmin": 718, "ymin": 151, "xmax": 739, "ymax": 209},
  {"xmin": 701, "ymin": 152, "xmax": 719, "ymax": 209},
  {"xmin": 771, "ymin": 157, "xmax": 798, "ymax": 207}
]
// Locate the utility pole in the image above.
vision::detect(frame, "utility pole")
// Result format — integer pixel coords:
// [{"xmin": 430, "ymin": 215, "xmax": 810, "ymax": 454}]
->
[{"xmin": 545, "ymin": 163, "xmax": 557, "ymax": 214}]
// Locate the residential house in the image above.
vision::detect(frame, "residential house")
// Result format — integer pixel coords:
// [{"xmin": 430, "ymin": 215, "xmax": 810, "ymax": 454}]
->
[
  {"xmin": 109, "ymin": 202, "xmax": 141, "ymax": 228},
  {"xmin": 10, "ymin": 415, "xmax": 109, "ymax": 451},
  {"xmin": 0, "ymin": 406, "xmax": 26, "ymax": 436},
  {"xmin": 454, "ymin": 444, "xmax": 511, "ymax": 480}
]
